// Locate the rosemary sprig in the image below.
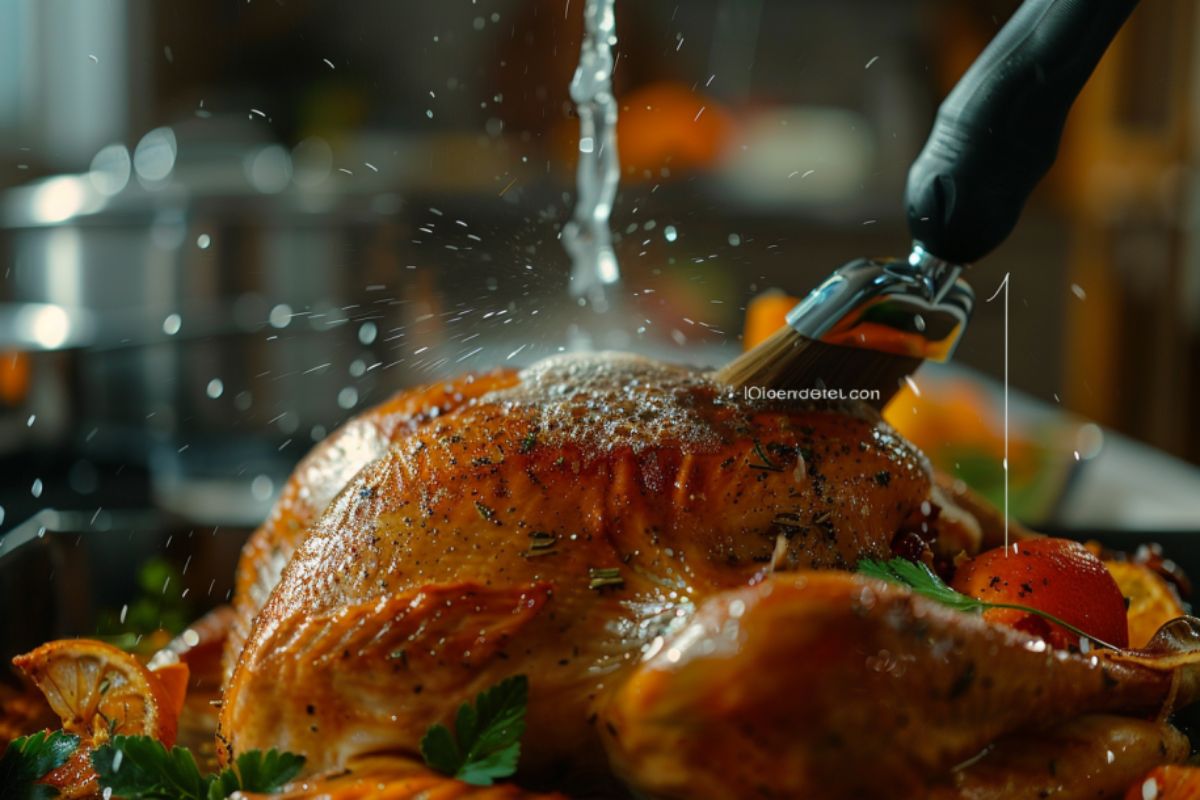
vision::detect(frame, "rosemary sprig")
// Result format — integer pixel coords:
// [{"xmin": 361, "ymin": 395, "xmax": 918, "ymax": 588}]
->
[
  {"xmin": 749, "ymin": 440, "xmax": 783, "ymax": 472},
  {"xmin": 521, "ymin": 532, "xmax": 558, "ymax": 559},
  {"xmin": 858, "ymin": 557, "xmax": 1121, "ymax": 651},
  {"xmin": 588, "ymin": 567, "xmax": 624, "ymax": 590}
]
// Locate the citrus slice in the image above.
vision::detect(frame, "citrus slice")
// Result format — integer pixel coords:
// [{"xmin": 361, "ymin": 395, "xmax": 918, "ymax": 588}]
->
[
  {"xmin": 1105, "ymin": 560, "xmax": 1187, "ymax": 649},
  {"xmin": 151, "ymin": 661, "xmax": 191, "ymax": 719},
  {"xmin": 12, "ymin": 638, "xmax": 179, "ymax": 747}
]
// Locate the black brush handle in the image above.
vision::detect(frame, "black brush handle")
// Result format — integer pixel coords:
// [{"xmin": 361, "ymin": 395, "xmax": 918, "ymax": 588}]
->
[{"xmin": 906, "ymin": 0, "xmax": 1139, "ymax": 264}]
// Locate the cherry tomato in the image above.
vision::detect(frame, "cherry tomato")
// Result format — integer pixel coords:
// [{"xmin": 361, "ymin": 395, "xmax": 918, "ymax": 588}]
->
[{"xmin": 951, "ymin": 537, "xmax": 1129, "ymax": 649}]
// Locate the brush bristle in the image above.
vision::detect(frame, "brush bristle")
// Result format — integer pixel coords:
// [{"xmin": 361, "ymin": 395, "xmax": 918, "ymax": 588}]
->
[{"xmin": 715, "ymin": 326, "xmax": 922, "ymax": 409}]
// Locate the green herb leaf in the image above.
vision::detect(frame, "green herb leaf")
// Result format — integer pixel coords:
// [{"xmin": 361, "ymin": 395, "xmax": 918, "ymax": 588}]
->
[
  {"xmin": 419, "ymin": 723, "xmax": 462, "ymax": 777},
  {"xmin": 0, "ymin": 730, "xmax": 79, "ymax": 800},
  {"xmin": 92, "ymin": 735, "xmax": 305, "ymax": 800},
  {"xmin": 93, "ymin": 736, "xmax": 209, "ymax": 799},
  {"xmin": 858, "ymin": 558, "xmax": 985, "ymax": 614},
  {"xmin": 229, "ymin": 749, "xmax": 306, "ymax": 794},
  {"xmin": 858, "ymin": 557, "xmax": 1121, "ymax": 650},
  {"xmin": 420, "ymin": 675, "xmax": 528, "ymax": 786}
]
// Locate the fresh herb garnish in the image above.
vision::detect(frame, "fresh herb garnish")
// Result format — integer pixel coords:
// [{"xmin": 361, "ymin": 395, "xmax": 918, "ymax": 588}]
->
[
  {"xmin": 587, "ymin": 566, "xmax": 624, "ymax": 590},
  {"xmin": 420, "ymin": 675, "xmax": 528, "ymax": 786},
  {"xmin": 91, "ymin": 735, "xmax": 304, "ymax": 800},
  {"xmin": 97, "ymin": 558, "xmax": 191, "ymax": 651},
  {"xmin": 522, "ymin": 532, "xmax": 558, "ymax": 559},
  {"xmin": 0, "ymin": 730, "xmax": 79, "ymax": 800},
  {"xmin": 749, "ymin": 440, "xmax": 783, "ymax": 472},
  {"xmin": 858, "ymin": 557, "xmax": 1120, "ymax": 650}
]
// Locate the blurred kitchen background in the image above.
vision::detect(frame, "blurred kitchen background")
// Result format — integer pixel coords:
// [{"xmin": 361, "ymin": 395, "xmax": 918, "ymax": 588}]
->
[{"xmin": 1, "ymin": 0, "xmax": 1198, "ymax": 536}]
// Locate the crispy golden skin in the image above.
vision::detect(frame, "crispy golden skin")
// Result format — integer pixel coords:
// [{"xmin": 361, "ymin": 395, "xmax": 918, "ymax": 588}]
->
[
  {"xmin": 224, "ymin": 369, "xmax": 519, "ymax": 680},
  {"xmin": 935, "ymin": 715, "xmax": 1189, "ymax": 800},
  {"xmin": 601, "ymin": 573, "xmax": 1193, "ymax": 799},
  {"xmin": 222, "ymin": 354, "xmax": 949, "ymax": 781},
  {"xmin": 220, "ymin": 353, "xmax": 1195, "ymax": 797}
]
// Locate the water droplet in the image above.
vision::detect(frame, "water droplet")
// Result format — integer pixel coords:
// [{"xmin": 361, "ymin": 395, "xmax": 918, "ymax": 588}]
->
[
  {"xmin": 358, "ymin": 321, "xmax": 378, "ymax": 345},
  {"xmin": 133, "ymin": 127, "xmax": 177, "ymax": 182},
  {"xmin": 338, "ymin": 386, "xmax": 359, "ymax": 409},
  {"xmin": 196, "ymin": 233, "xmax": 211, "ymax": 249},
  {"xmin": 245, "ymin": 144, "xmax": 293, "ymax": 193},
  {"xmin": 26, "ymin": 414, "xmax": 35, "ymax": 427},
  {"xmin": 31, "ymin": 478, "xmax": 43, "ymax": 498},
  {"xmin": 250, "ymin": 474, "xmax": 274, "ymax": 501},
  {"xmin": 206, "ymin": 378, "xmax": 224, "ymax": 399},
  {"xmin": 88, "ymin": 144, "xmax": 131, "ymax": 196},
  {"xmin": 269, "ymin": 304, "xmax": 293, "ymax": 329},
  {"xmin": 274, "ymin": 411, "xmax": 299, "ymax": 434},
  {"xmin": 664, "ymin": 225, "xmax": 678, "ymax": 243},
  {"xmin": 727, "ymin": 233, "xmax": 741, "ymax": 247},
  {"xmin": 162, "ymin": 313, "xmax": 182, "ymax": 335}
]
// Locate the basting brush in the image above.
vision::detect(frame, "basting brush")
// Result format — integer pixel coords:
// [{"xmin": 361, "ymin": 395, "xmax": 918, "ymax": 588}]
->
[{"xmin": 717, "ymin": 0, "xmax": 1141, "ymax": 408}]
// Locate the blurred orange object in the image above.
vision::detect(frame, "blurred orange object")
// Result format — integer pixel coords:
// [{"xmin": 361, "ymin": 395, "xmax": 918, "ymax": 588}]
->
[
  {"xmin": 1126, "ymin": 766, "xmax": 1200, "ymax": 799},
  {"xmin": 556, "ymin": 81, "xmax": 733, "ymax": 181},
  {"xmin": 0, "ymin": 350, "xmax": 30, "ymax": 406},
  {"xmin": 742, "ymin": 291, "xmax": 797, "ymax": 350},
  {"xmin": 617, "ymin": 82, "xmax": 732, "ymax": 176}
]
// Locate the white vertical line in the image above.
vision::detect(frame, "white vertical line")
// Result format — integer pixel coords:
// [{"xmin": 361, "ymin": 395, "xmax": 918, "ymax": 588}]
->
[{"xmin": 986, "ymin": 273, "xmax": 1011, "ymax": 551}]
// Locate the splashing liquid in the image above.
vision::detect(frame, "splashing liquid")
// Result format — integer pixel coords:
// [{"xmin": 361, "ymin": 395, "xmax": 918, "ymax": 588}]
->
[{"xmin": 563, "ymin": 0, "xmax": 627, "ymax": 350}]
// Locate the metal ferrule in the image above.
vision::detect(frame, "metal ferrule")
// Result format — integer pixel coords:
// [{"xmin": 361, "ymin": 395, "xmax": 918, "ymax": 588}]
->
[{"xmin": 785, "ymin": 243, "xmax": 974, "ymax": 362}]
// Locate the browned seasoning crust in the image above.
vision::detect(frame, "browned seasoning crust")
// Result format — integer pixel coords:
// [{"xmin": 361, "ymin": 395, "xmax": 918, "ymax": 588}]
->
[
  {"xmin": 218, "ymin": 353, "xmax": 1193, "ymax": 798},
  {"xmin": 224, "ymin": 368, "xmax": 520, "ymax": 681}
]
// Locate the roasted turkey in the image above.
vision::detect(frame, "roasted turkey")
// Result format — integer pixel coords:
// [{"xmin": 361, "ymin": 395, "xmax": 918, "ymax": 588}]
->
[{"xmin": 218, "ymin": 352, "xmax": 1200, "ymax": 799}]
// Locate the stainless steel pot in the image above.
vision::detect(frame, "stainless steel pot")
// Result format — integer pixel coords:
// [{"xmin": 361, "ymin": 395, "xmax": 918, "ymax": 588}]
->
[{"xmin": 0, "ymin": 121, "xmax": 534, "ymax": 524}]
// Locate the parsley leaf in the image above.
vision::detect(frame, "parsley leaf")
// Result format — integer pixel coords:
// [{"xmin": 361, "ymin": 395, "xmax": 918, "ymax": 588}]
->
[
  {"xmin": 92, "ymin": 736, "xmax": 208, "ymax": 799},
  {"xmin": 227, "ymin": 749, "xmax": 305, "ymax": 794},
  {"xmin": 0, "ymin": 730, "xmax": 79, "ymax": 800},
  {"xmin": 92, "ymin": 736, "xmax": 305, "ymax": 800},
  {"xmin": 858, "ymin": 557, "xmax": 1121, "ymax": 650},
  {"xmin": 420, "ymin": 674, "xmax": 528, "ymax": 786}
]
